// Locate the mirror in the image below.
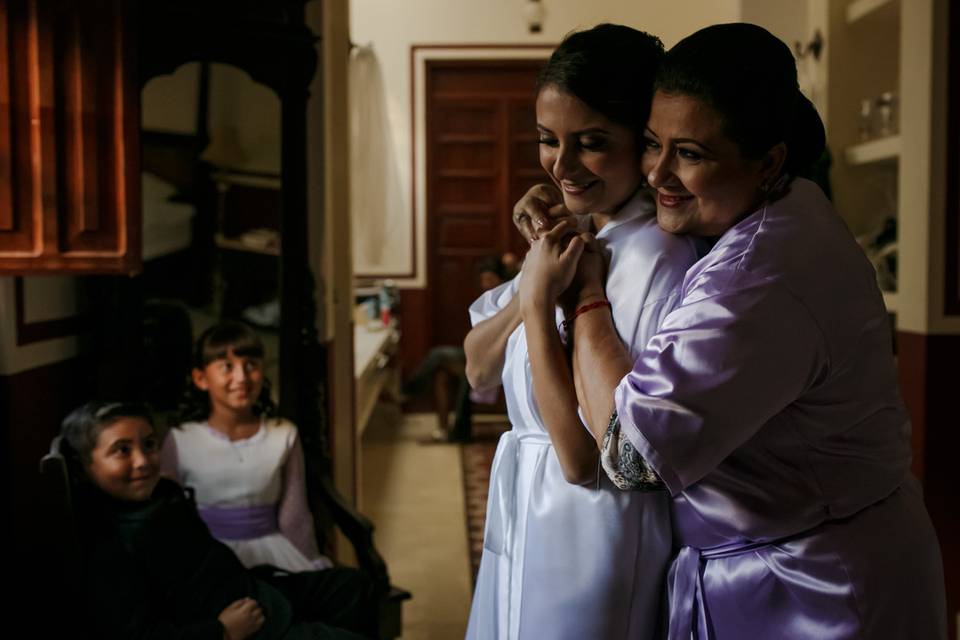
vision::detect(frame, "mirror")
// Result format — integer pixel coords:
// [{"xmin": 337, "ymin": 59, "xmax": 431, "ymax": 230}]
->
[{"xmin": 139, "ymin": 62, "xmax": 283, "ymax": 418}]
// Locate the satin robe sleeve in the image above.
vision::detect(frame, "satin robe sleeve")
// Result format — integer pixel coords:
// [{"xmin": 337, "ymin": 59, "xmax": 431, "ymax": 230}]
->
[
  {"xmin": 630, "ymin": 288, "xmax": 685, "ymax": 360},
  {"xmin": 614, "ymin": 275, "xmax": 828, "ymax": 495},
  {"xmin": 468, "ymin": 274, "xmax": 519, "ymax": 326}
]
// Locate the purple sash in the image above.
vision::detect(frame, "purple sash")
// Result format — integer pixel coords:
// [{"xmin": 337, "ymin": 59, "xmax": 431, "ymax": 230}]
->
[
  {"xmin": 199, "ymin": 504, "xmax": 278, "ymax": 541},
  {"xmin": 665, "ymin": 498, "xmax": 870, "ymax": 639},
  {"xmin": 667, "ymin": 538, "xmax": 777, "ymax": 639}
]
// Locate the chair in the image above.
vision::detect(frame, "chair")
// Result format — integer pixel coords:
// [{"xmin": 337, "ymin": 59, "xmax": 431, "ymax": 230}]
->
[
  {"xmin": 39, "ymin": 436, "xmax": 409, "ymax": 638},
  {"xmin": 37, "ymin": 437, "xmax": 87, "ymax": 638},
  {"xmin": 314, "ymin": 473, "xmax": 412, "ymax": 638}
]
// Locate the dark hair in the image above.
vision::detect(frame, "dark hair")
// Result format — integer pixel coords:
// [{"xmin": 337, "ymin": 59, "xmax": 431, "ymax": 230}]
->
[
  {"xmin": 537, "ymin": 23, "xmax": 665, "ymax": 135},
  {"xmin": 475, "ymin": 255, "xmax": 507, "ymax": 281},
  {"xmin": 177, "ymin": 320, "xmax": 276, "ymax": 423},
  {"xmin": 655, "ymin": 23, "xmax": 825, "ymax": 178},
  {"xmin": 60, "ymin": 401, "xmax": 155, "ymax": 469}
]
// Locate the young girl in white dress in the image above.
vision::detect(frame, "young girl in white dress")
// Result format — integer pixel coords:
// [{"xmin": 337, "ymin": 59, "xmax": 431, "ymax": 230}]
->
[
  {"xmin": 161, "ymin": 320, "xmax": 330, "ymax": 572},
  {"xmin": 463, "ymin": 25, "xmax": 701, "ymax": 640}
]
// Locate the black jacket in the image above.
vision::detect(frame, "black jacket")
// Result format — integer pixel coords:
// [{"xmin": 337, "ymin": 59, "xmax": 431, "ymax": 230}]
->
[{"xmin": 79, "ymin": 478, "xmax": 292, "ymax": 639}]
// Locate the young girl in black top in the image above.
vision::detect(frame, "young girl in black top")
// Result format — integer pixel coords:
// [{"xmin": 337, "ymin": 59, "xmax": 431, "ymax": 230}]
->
[{"xmin": 61, "ymin": 401, "xmax": 373, "ymax": 640}]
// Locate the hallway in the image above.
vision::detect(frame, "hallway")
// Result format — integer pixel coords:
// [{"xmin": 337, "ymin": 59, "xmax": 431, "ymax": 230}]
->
[{"xmin": 360, "ymin": 411, "xmax": 473, "ymax": 639}]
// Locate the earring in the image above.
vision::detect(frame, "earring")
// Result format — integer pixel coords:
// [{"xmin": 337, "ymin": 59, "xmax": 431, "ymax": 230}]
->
[{"xmin": 760, "ymin": 174, "xmax": 789, "ymax": 199}]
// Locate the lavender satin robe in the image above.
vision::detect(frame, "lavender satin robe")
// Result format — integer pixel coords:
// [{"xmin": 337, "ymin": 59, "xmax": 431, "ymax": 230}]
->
[{"xmin": 613, "ymin": 179, "xmax": 947, "ymax": 639}]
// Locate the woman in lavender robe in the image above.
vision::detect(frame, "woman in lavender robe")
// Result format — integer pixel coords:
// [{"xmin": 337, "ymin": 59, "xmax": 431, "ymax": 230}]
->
[{"xmin": 516, "ymin": 23, "xmax": 947, "ymax": 640}]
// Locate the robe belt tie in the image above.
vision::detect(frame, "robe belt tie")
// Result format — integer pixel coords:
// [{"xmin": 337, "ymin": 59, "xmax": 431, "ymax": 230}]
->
[
  {"xmin": 483, "ymin": 430, "xmax": 553, "ymax": 557},
  {"xmin": 667, "ymin": 537, "xmax": 793, "ymax": 640}
]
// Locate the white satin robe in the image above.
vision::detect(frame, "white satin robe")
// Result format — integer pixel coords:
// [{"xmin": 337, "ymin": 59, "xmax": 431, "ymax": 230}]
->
[{"xmin": 465, "ymin": 190, "xmax": 700, "ymax": 640}]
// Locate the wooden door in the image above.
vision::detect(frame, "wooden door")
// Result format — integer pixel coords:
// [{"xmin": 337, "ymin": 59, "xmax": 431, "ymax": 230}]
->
[
  {"xmin": 425, "ymin": 60, "xmax": 545, "ymax": 349},
  {"xmin": 0, "ymin": 0, "xmax": 140, "ymax": 274}
]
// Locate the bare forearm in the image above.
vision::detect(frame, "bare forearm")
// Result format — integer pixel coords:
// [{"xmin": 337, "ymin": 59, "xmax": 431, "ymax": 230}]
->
[
  {"xmin": 523, "ymin": 298, "xmax": 599, "ymax": 485},
  {"xmin": 572, "ymin": 300, "xmax": 634, "ymax": 444},
  {"xmin": 464, "ymin": 295, "xmax": 522, "ymax": 390}
]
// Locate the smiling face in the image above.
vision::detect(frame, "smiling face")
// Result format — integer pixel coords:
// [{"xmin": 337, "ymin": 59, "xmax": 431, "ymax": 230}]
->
[
  {"xmin": 643, "ymin": 91, "xmax": 781, "ymax": 237},
  {"xmin": 536, "ymin": 84, "xmax": 643, "ymax": 217},
  {"xmin": 192, "ymin": 348, "xmax": 264, "ymax": 418},
  {"xmin": 86, "ymin": 417, "xmax": 160, "ymax": 502}
]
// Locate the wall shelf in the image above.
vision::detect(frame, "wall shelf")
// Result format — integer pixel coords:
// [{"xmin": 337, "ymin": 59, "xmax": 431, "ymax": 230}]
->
[
  {"xmin": 845, "ymin": 135, "xmax": 900, "ymax": 165},
  {"xmin": 846, "ymin": 0, "xmax": 896, "ymax": 24}
]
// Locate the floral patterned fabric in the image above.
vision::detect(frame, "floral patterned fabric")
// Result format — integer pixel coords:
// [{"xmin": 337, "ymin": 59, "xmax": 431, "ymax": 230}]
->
[{"xmin": 600, "ymin": 411, "xmax": 663, "ymax": 491}]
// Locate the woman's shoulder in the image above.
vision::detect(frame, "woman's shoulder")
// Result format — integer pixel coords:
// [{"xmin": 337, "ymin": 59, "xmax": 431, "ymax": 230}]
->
[
  {"xmin": 167, "ymin": 420, "xmax": 207, "ymax": 441},
  {"xmin": 262, "ymin": 416, "xmax": 299, "ymax": 443},
  {"xmin": 737, "ymin": 179, "xmax": 866, "ymax": 281},
  {"xmin": 263, "ymin": 415, "xmax": 296, "ymax": 430}
]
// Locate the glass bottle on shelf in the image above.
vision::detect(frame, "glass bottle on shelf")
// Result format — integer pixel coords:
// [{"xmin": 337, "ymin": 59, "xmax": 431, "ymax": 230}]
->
[
  {"xmin": 875, "ymin": 92, "xmax": 897, "ymax": 137},
  {"xmin": 858, "ymin": 99, "xmax": 873, "ymax": 141}
]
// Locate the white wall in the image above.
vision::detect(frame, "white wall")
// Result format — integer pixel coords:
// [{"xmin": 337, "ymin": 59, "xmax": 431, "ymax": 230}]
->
[
  {"xmin": 141, "ymin": 63, "xmax": 201, "ymax": 134},
  {"xmin": 142, "ymin": 63, "xmax": 281, "ymax": 174},
  {"xmin": 740, "ymin": 0, "xmax": 809, "ymax": 53},
  {"xmin": 0, "ymin": 277, "xmax": 79, "ymax": 376},
  {"xmin": 349, "ymin": 0, "xmax": 814, "ymax": 283}
]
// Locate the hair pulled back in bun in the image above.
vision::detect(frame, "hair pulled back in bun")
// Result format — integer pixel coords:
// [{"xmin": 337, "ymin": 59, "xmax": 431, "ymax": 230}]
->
[
  {"xmin": 655, "ymin": 22, "xmax": 825, "ymax": 178},
  {"xmin": 537, "ymin": 23, "xmax": 665, "ymax": 136}
]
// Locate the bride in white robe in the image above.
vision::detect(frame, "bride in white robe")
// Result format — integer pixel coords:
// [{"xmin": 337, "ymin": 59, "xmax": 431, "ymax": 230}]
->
[
  {"xmin": 465, "ymin": 187, "xmax": 698, "ymax": 639},
  {"xmin": 463, "ymin": 25, "xmax": 703, "ymax": 639}
]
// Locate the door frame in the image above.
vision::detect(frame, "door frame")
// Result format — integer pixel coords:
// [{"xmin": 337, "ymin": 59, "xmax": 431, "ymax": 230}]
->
[
  {"xmin": 395, "ymin": 46, "xmax": 552, "ymax": 375},
  {"xmin": 405, "ymin": 44, "xmax": 554, "ymax": 288}
]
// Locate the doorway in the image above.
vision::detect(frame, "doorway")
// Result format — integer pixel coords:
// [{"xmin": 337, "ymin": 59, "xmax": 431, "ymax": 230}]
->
[{"xmin": 424, "ymin": 59, "xmax": 545, "ymax": 349}]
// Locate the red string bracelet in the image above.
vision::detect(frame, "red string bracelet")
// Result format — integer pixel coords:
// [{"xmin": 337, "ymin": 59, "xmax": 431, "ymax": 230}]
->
[{"xmin": 561, "ymin": 300, "xmax": 611, "ymax": 332}]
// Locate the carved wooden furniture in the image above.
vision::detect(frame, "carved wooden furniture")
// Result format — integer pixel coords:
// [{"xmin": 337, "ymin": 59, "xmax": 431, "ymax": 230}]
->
[
  {"xmin": 0, "ymin": 0, "xmax": 140, "ymax": 273},
  {"xmin": 138, "ymin": 4, "xmax": 409, "ymax": 635}
]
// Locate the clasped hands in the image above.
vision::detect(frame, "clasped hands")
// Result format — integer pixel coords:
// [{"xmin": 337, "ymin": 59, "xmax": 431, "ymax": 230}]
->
[{"xmin": 513, "ymin": 185, "xmax": 608, "ymax": 318}]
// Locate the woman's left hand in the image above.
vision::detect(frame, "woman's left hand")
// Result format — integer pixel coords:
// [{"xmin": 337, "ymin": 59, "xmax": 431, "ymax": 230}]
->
[
  {"xmin": 512, "ymin": 183, "xmax": 570, "ymax": 242},
  {"xmin": 518, "ymin": 220, "xmax": 583, "ymax": 314}
]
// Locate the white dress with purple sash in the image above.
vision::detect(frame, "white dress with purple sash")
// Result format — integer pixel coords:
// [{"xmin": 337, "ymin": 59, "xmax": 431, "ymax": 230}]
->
[
  {"xmin": 161, "ymin": 417, "xmax": 330, "ymax": 572},
  {"xmin": 465, "ymin": 190, "xmax": 700, "ymax": 640}
]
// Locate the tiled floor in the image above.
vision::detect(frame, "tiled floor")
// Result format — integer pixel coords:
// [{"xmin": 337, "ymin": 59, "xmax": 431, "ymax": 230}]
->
[{"xmin": 360, "ymin": 411, "xmax": 473, "ymax": 639}]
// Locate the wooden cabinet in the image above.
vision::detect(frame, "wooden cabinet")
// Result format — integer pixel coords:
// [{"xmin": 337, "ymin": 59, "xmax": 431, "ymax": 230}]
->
[{"xmin": 0, "ymin": 0, "xmax": 140, "ymax": 274}]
